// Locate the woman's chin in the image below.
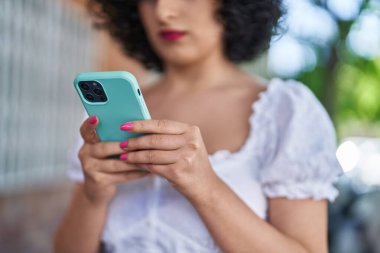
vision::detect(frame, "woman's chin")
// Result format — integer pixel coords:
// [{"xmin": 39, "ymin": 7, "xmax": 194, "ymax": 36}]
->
[
  {"xmin": 161, "ymin": 52, "xmax": 208, "ymax": 67},
  {"xmin": 161, "ymin": 55, "xmax": 201, "ymax": 68}
]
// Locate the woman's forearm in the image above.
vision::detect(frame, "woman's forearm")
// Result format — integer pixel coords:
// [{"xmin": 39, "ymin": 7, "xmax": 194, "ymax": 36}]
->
[
  {"xmin": 54, "ymin": 184, "xmax": 110, "ymax": 253},
  {"xmin": 188, "ymin": 177, "xmax": 310, "ymax": 253}
]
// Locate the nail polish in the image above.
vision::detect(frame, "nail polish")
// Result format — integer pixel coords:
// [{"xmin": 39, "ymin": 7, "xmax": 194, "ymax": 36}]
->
[
  {"xmin": 120, "ymin": 122, "xmax": 133, "ymax": 131},
  {"xmin": 120, "ymin": 153, "xmax": 128, "ymax": 160},
  {"xmin": 89, "ymin": 116, "xmax": 97, "ymax": 125},
  {"xmin": 120, "ymin": 140, "xmax": 128, "ymax": 149}
]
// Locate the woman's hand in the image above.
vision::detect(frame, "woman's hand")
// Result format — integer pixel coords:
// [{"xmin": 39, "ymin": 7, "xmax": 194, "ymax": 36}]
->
[
  {"xmin": 119, "ymin": 119, "xmax": 218, "ymax": 200},
  {"xmin": 78, "ymin": 116, "xmax": 150, "ymax": 206}
]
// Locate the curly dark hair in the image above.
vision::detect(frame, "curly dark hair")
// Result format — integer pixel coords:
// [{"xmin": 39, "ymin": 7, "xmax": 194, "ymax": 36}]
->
[{"xmin": 88, "ymin": 0, "xmax": 285, "ymax": 71}]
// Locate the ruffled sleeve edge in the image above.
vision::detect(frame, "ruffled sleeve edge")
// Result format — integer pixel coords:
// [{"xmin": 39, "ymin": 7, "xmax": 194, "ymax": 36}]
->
[
  {"xmin": 262, "ymin": 182, "xmax": 340, "ymax": 202},
  {"xmin": 261, "ymin": 153, "xmax": 342, "ymax": 202}
]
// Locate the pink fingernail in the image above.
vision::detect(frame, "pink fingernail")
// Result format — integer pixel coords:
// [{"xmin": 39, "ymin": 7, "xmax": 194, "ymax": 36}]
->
[
  {"xmin": 120, "ymin": 140, "xmax": 128, "ymax": 149},
  {"xmin": 89, "ymin": 116, "xmax": 97, "ymax": 125},
  {"xmin": 120, "ymin": 122, "xmax": 133, "ymax": 131},
  {"xmin": 120, "ymin": 153, "xmax": 128, "ymax": 160}
]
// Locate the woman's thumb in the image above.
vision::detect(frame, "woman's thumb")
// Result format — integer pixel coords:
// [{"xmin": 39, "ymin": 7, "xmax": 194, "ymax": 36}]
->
[{"xmin": 80, "ymin": 115, "xmax": 100, "ymax": 144}]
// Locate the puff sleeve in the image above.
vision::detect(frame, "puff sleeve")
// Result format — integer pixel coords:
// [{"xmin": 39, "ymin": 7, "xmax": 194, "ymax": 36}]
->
[{"xmin": 259, "ymin": 80, "xmax": 343, "ymax": 201}]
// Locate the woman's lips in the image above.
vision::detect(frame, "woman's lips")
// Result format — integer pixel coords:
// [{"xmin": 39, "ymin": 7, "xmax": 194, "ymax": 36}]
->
[{"xmin": 159, "ymin": 30, "xmax": 186, "ymax": 41}]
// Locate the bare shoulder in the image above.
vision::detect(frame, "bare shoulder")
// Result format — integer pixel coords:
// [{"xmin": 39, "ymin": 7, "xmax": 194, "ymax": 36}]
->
[
  {"xmin": 222, "ymin": 72, "xmax": 268, "ymax": 91},
  {"xmin": 245, "ymin": 75, "xmax": 269, "ymax": 93},
  {"xmin": 224, "ymin": 74, "xmax": 268, "ymax": 102}
]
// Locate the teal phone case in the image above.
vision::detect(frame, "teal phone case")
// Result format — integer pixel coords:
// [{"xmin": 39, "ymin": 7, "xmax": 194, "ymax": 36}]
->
[{"xmin": 74, "ymin": 71, "xmax": 151, "ymax": 142}]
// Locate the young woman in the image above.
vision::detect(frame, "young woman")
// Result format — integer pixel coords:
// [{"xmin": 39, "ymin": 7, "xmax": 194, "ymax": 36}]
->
[{"xmin": 55, "ymin": 0, "xmax": 342, "ymax": 252}]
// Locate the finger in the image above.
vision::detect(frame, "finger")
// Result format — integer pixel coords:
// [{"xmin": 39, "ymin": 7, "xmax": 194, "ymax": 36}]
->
[
  {"xmin": 98, "ymin": 159, "xmax": 146, "ymax": 173},
  {"xmin": 120, "ymin": 119, "xmax": 188, "ymax": 135},
  {"xmin": 139, "ymin": 164, "xmax": 168, "ymax": 177},
  {"xmin": 123, "ymin": 134, "xmax": 185, "ymax": 151},
  {"xmin": 103, "ymin": 171, "xmax": 151, "ymax": 185},
  {"xmin": 80, "ymin": 116, "xmax": 99, "ymax": 144},
  {"xmin": 122, "ymin": 150, "xmax": 178, "ymax": 164},
  {"xmin": 90, "ymin": 142, "xmax": 125, "ymax": 159}
]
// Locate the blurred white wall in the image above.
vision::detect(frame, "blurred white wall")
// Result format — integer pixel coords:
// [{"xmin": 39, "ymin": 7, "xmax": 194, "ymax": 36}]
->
[{"xmin": 0, "ymin": 0, "xmax": 95, "ymax": 195}]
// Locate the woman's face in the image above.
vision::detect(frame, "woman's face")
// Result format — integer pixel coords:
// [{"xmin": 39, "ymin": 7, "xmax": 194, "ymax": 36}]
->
[{"xmin": 138, "ymin": 0, "xmax": 224, "ymax": 68}]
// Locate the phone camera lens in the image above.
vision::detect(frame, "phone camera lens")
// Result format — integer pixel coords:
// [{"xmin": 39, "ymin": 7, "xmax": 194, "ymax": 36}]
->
[
  {"xmin": 80, "ymin": 83, "xmax": 90, "ymax": 91},
  {"xmin": 85, "ymin": 93, "xmax": 94, "ymax": 101},
  {"xmin": 100, "ymin": 96, "xmax": 107, "ymax": 102},
  {"xmin": 93, "ymin": 88, "xmax": 103, "ymax": 95}
]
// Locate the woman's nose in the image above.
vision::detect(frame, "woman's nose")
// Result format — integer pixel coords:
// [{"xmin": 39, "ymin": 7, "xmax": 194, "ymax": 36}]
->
[{"xmin": 155, "ymin": 0, "xmax": 178, "ymax": 23}]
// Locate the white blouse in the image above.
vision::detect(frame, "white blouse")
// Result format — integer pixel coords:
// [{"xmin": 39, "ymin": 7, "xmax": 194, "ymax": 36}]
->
[{"xmin": 67, "ymin": 78, "xmax": 343, "ymax": 253}]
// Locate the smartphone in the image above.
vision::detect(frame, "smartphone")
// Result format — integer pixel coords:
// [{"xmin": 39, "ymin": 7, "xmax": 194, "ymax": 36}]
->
[{"xmin": 74, "ymin": 71, "xmax": 151, "ymax": 142}]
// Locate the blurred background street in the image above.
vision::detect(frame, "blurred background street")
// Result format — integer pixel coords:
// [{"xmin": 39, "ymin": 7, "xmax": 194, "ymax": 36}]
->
[{"xmin": 1, "ymin": 0, "xmax": 379, "ymax": 252}]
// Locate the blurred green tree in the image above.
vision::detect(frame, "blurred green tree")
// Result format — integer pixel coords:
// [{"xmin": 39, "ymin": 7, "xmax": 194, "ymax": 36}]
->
[{"xmin": 280, "ymin": 0, "xmax": 380, "ymax": 138}]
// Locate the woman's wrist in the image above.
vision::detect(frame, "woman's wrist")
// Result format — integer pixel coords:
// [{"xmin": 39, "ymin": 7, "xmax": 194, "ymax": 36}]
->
[
  {"xmin": 80, "ymin": 184, "xmax": 114, "ymax": 209},
  {"xmin": 185, "ymin": 171, "xmax": 226, "ymax": 209}
]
